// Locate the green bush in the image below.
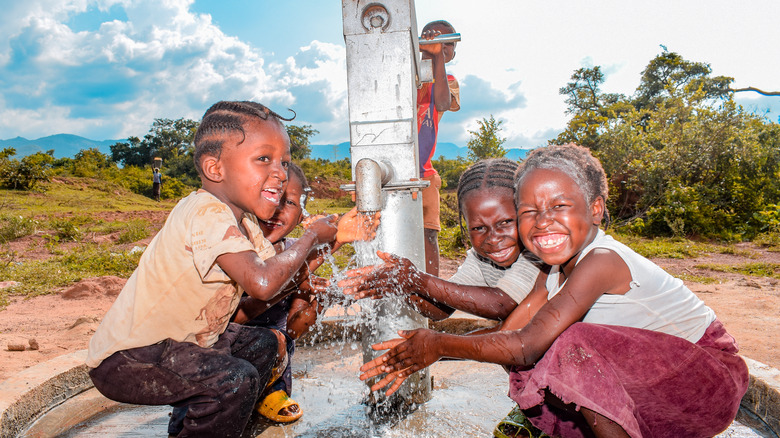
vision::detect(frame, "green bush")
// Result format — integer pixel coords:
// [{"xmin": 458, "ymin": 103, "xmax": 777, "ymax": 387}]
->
[
  {"xmin": 0, "ymin": 149, "xmax": 55, "ymax": 190},
  {"xmin": 0, "ymin": 215, "xmax": 38, "ymax": 242},
  {"xmin": 49, "ymin": 217, "xmax": 83, "ymax": 241},
  {"xmin": 117, "ymin": 219, "xmax": 151, "ymax": 244}
]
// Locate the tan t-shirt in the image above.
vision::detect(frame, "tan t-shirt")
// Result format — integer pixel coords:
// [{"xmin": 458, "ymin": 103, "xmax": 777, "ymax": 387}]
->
[{"xmin": 86, "ymin": 190, "xmax": 275, "ymax": 368}]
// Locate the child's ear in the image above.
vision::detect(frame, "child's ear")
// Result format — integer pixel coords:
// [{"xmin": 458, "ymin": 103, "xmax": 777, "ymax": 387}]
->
[
  {"xmin": 590, "ymin": 197, "xmax": 605, "ymax": 225},
  {"xmin": 200, "ymin": 154, "xmax": 224, "ymax": 183}
]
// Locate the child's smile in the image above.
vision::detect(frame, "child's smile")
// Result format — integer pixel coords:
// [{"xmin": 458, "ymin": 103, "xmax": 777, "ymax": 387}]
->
[
  {"xmin": 516, "ymin": 168, "xmax": 603, "ymax": 272},
  {"xmin": 214, "ymin": 119, "xmax": 291, "ymax": 222},
  {"xmin": 259, "ymin": 176, "xmax": 305, "ymax": 244},
  {"xmin": 462, "ymin": 187, "xmax": 520, "ymax": 268}
]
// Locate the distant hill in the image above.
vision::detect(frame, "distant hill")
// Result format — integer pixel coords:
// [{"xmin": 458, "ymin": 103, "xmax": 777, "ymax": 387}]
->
[
  {"xmin": 310, "ymin": 141, "xmax": 529, "ymax": 161},
  {"xmin": 0, "ymin": 134, "xmax": 122, "ymax": 159},
  {"xmin": 3, "ymin": 134, "xmax": 529, "ymax": 162}
]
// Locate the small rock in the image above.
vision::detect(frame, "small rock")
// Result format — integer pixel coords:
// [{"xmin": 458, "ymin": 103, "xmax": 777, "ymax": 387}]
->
[
  {"xmin": 29, "ymin": 338, "xmax": 39, "ymax": 350},
  {"xmin": 7, "ymin": 344, "xmax": 26, "ymax": 351},
  {"xmin": 69, "ymin": 316, "xmax": 97, "ymax": 329},
  {"xmin": 743, "ymin": 279, "xmax": 762, "ymax": 289},
  {"xmin": 0, "ymin": 281, "xmax": 19, "ymax": 290}
]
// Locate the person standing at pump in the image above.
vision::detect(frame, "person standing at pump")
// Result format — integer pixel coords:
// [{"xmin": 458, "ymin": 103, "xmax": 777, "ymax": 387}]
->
[
  {"xmin": 417, "ymin": 19, "xmax": 460, "ymax": 276},
  {"xmin": 152, "ymin": 167, "xmax": 162, "ymax": 201}
]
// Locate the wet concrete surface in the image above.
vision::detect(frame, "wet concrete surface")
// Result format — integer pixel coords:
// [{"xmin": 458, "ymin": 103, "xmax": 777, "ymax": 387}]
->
[{"xmin": 28, "ymin": 342, "xmax": 776, "ymax": 438}]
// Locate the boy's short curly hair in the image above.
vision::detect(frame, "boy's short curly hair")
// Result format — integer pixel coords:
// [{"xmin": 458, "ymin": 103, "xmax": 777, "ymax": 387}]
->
[
  {"xmin": 192, "ymin": 101, "xmax": 295, "ymax": 176},
  {"xmin": 422, "ymin": 20, "xmax": 456, "ymax": 33},
  {"xmin": 514, "ymin": 143, "xmax": 609, "ymax": 207}
]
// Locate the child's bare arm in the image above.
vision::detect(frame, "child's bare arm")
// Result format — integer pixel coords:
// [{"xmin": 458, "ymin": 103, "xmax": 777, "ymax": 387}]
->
[
  {"xmin": 360, "ymin": 250, "xmax": 630, "ymax": 395},
  {"xmin": 420, "ymin": 29, "xmax": 452, "ymax": 112},
  {"xmin": 217, "ymin": 215, "xmax": 338, "ymax": 301},
  {"xmin": 339, "ymin": 250, "xmax": 518, "ymax": 320},
  {"xmin": 286, "ymin": 293, "xmax": 320, "ymax": 339}
]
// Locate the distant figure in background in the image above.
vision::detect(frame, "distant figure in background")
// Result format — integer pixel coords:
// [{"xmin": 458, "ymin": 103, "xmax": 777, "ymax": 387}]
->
[
  {"xmin": 152, "ymin": 168, "xmax": 162, "ymax": 201},
  {"xmin": 418, "ymin": 19, "xmax": 460, "ymax": 276}
]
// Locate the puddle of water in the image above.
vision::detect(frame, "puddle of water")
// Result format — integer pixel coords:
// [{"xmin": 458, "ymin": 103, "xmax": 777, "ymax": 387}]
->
[{"xmin": 51, "ymin": 343, "xmax": 771, "ymax": 438}]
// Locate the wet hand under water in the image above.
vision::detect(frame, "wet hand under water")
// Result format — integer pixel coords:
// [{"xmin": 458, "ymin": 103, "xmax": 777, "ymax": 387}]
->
[{"xmin": 359, "ymin": 328, "xmax": 442, "ymax": 396}]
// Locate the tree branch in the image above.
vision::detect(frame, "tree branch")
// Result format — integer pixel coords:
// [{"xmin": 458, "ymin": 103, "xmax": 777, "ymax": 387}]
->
[{"xmin": 730, "ymin": 87, "xmax": 780, "ymax": 96}]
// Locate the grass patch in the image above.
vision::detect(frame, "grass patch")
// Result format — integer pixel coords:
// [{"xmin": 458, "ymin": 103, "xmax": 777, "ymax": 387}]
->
[
  {"xmin": 674, "ymin": 273, "xmax": 719, "ymax": 284},
  {"xmin": 0, "ymin": 215, "xmax": 39, "ymax": 243},
  {"xmin": 694, "ymin": 262, "xmax": 780, "ymax": 279},
  {"xmin": 0, "ymin": 244, "xmax": 142, "ymax": 306},
  {"xmin": 48, "ymin": 217, "xmax": 83, "ymax": 241},
  {"xmin": 116, "ymin": 219, "xmax": 152, "ymax": 244},
  {"xmin": 0, "ymin": 177, "xmax": 172, "ymax": 216},
  {"xmin": 610, "ymin": 232, "xmax": 713, "ymax": 259},
  {"xmin": 714, "ymin": 246, "xmax": 758, "ymax": 258}
]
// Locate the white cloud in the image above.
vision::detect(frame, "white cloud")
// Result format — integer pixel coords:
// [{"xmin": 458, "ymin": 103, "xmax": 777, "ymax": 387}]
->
[{"xmin": 0, "ymin": 0, "xmax": 350, "ymax": 141}]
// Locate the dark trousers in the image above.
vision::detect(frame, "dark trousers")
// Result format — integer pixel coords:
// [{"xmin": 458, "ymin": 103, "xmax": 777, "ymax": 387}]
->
[
  {"xmin": 152, "ymin": 182, "xmax": 161, "ymax": 201},
  {"xmin": 89, "ymin": 323, "xmax": 278, "ymax": 438}
]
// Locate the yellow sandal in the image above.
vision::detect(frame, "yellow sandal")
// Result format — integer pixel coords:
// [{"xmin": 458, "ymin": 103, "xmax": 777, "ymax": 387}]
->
[{"xmin": 257, "ymin": 390, "xmax": 303, "ymax": 423}]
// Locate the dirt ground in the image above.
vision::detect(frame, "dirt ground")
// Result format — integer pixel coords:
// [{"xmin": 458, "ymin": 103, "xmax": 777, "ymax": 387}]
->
[{"xmin": 0, "ymin": 228, "xmax": 778, "ymax": 382}]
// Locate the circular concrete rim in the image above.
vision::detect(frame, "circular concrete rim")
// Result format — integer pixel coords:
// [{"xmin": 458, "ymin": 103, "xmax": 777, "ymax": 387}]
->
[{"xmin": 2, "ymin": 319, "xmax": 779, "ymax": 438}]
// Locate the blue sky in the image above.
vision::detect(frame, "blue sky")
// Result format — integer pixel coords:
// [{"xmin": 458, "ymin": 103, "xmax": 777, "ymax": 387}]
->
[{"xmin": 1, "ymin": 0, "xmax": 779, "ymax": 149}]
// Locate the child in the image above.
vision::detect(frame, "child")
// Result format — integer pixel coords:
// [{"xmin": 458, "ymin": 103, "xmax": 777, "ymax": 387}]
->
[
  {"xmin": 360, "ymin": 144, "xmax": 749, "ymax": 438},
  {"xmin": 339, "ymin": 158, "xmax": 539, "ymax": 322},
  {"xmin": 418, "ymin": 19, "xmax": 461, "ymax": 276},
  {"xmin": 87, "ymin": 101, "xmax": 374, "ymax": 438},
  {"xmin": 237, "ymin": 163, "xmax": 324, "ymax": 423}
]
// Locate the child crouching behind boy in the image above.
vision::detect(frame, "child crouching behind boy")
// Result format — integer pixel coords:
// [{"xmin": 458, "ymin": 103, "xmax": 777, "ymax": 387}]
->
[
  {"xmin": 86, "ymin": 101, "xmax": 377, "ymax": 438},
  {"xmin": 238, "ymin": 163, "xmax": 331, "ymax": 423}
]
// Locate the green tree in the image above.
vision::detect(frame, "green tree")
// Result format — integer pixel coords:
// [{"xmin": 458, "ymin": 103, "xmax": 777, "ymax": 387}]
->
[
  {"xmin": 110, "ymin": 136, "xmax": 149, "ymax": 167},
  {"xmin": 466, "ymin": 115, "xmax": 507, "ymax": 161},
  {"xmin": 287, "ymin": 124, "xmax": 319, "ymax": 160},
  {"xmin": 555, "ymin": 50, "xmax": 780, "ymax": 239},
  {"xmin": 0, "ymin": 149, "xmax": 55, "ymax": 190},
  {"xmin": 110, "ymin": 118, "xmax": 198, "ymax": 168},
  {"xmin": 72, "ymin": 148, "xmax": 115, "ymax": 178}
]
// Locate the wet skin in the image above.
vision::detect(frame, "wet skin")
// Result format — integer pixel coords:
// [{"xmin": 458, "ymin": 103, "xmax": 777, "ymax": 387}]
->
[
  {"xmin": 259, "ymin": 175, "xmax": 305, "ymax": 244},
  {"xmin": 203, "ymin": 118, "xmax": 291, "ymax": 224},
  {"xmin": 516, "ymin": 168, "xmax": 601, "ymax": 277},
  {"xmin": 461, "ymin": 187, "xmax": 521, "ymax": 268},
  {"xmin": 338, "ymin": 187, "xmax": 522, "ymax": 321},
  {"xmin": 358, "ymin": 168, "xmax": 633, "ymax": 402},
  {"xmin": 199, "ymin": 118, "xmax": 339, "ymax": 302}
]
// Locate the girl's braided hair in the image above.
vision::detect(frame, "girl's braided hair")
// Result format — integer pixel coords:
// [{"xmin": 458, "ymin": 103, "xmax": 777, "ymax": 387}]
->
[
  {"xmin": 456, "ymin": 157, "xmax": 519, "ymax": 246},
  {"xmin": 192, "ymin": 101, "xmax": 295, "ymax": 176},
  {"xmin": 514, "ymin": 143, "xmax": 610, "ymax": 227}
]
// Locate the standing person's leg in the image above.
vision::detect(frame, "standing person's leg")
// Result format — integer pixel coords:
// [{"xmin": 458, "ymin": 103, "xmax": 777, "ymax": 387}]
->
[
  {"xmin": 421, "ymin": 173, "xmax": 442, "ymax": 276},
  {"xmin": 90, "ymin": 325, "xmax": 278, "ymax": 438}
]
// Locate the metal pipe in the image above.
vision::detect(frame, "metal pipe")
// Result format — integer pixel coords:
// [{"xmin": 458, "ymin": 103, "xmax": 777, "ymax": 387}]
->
[
  {"xmin": 418, "ymin": 32, "xmax": 461, "ymax": 45},
  {"xmin": 355, "ymin": 158, "xmax": 393, "ymax": 213}
]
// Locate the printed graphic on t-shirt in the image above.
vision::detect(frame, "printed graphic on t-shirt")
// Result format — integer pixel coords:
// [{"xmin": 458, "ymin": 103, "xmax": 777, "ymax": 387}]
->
[{"xmin": 195, "ymin": 283, "xmax": 239, "ymax": 346}]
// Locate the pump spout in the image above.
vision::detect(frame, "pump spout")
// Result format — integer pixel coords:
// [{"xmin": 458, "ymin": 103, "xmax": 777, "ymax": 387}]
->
[{"xmin": 354, "ymin": 158, "xmax": 394, "ymax": 212}]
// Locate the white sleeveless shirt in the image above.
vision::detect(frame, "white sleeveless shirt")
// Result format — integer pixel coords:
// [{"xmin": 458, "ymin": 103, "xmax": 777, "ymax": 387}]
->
[{"xmin": 546, "ymin": 230, "xmax": 715, "ymax": 343}]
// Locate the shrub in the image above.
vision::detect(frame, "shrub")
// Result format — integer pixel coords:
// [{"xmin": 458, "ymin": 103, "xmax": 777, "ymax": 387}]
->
[
  {"xmin": 49, "ymin": 217, "xmax": 82, "ymax": 241},
  {"xmin": 117, "ymin": 220, "xmax": 151, "ymax": 244},
  {"xmin": 0, "ymin": 215, "xmax": 38, "ymax": 242}
]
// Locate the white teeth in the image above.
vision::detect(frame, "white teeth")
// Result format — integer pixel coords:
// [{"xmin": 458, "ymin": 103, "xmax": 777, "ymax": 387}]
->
[
  {"xmin": 489, "ymin": 248, "xmax": 511, "ymax": 257},
  {"xmin": 537, "ymin": 235, "xmax": 566, "ymax": 248}
]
